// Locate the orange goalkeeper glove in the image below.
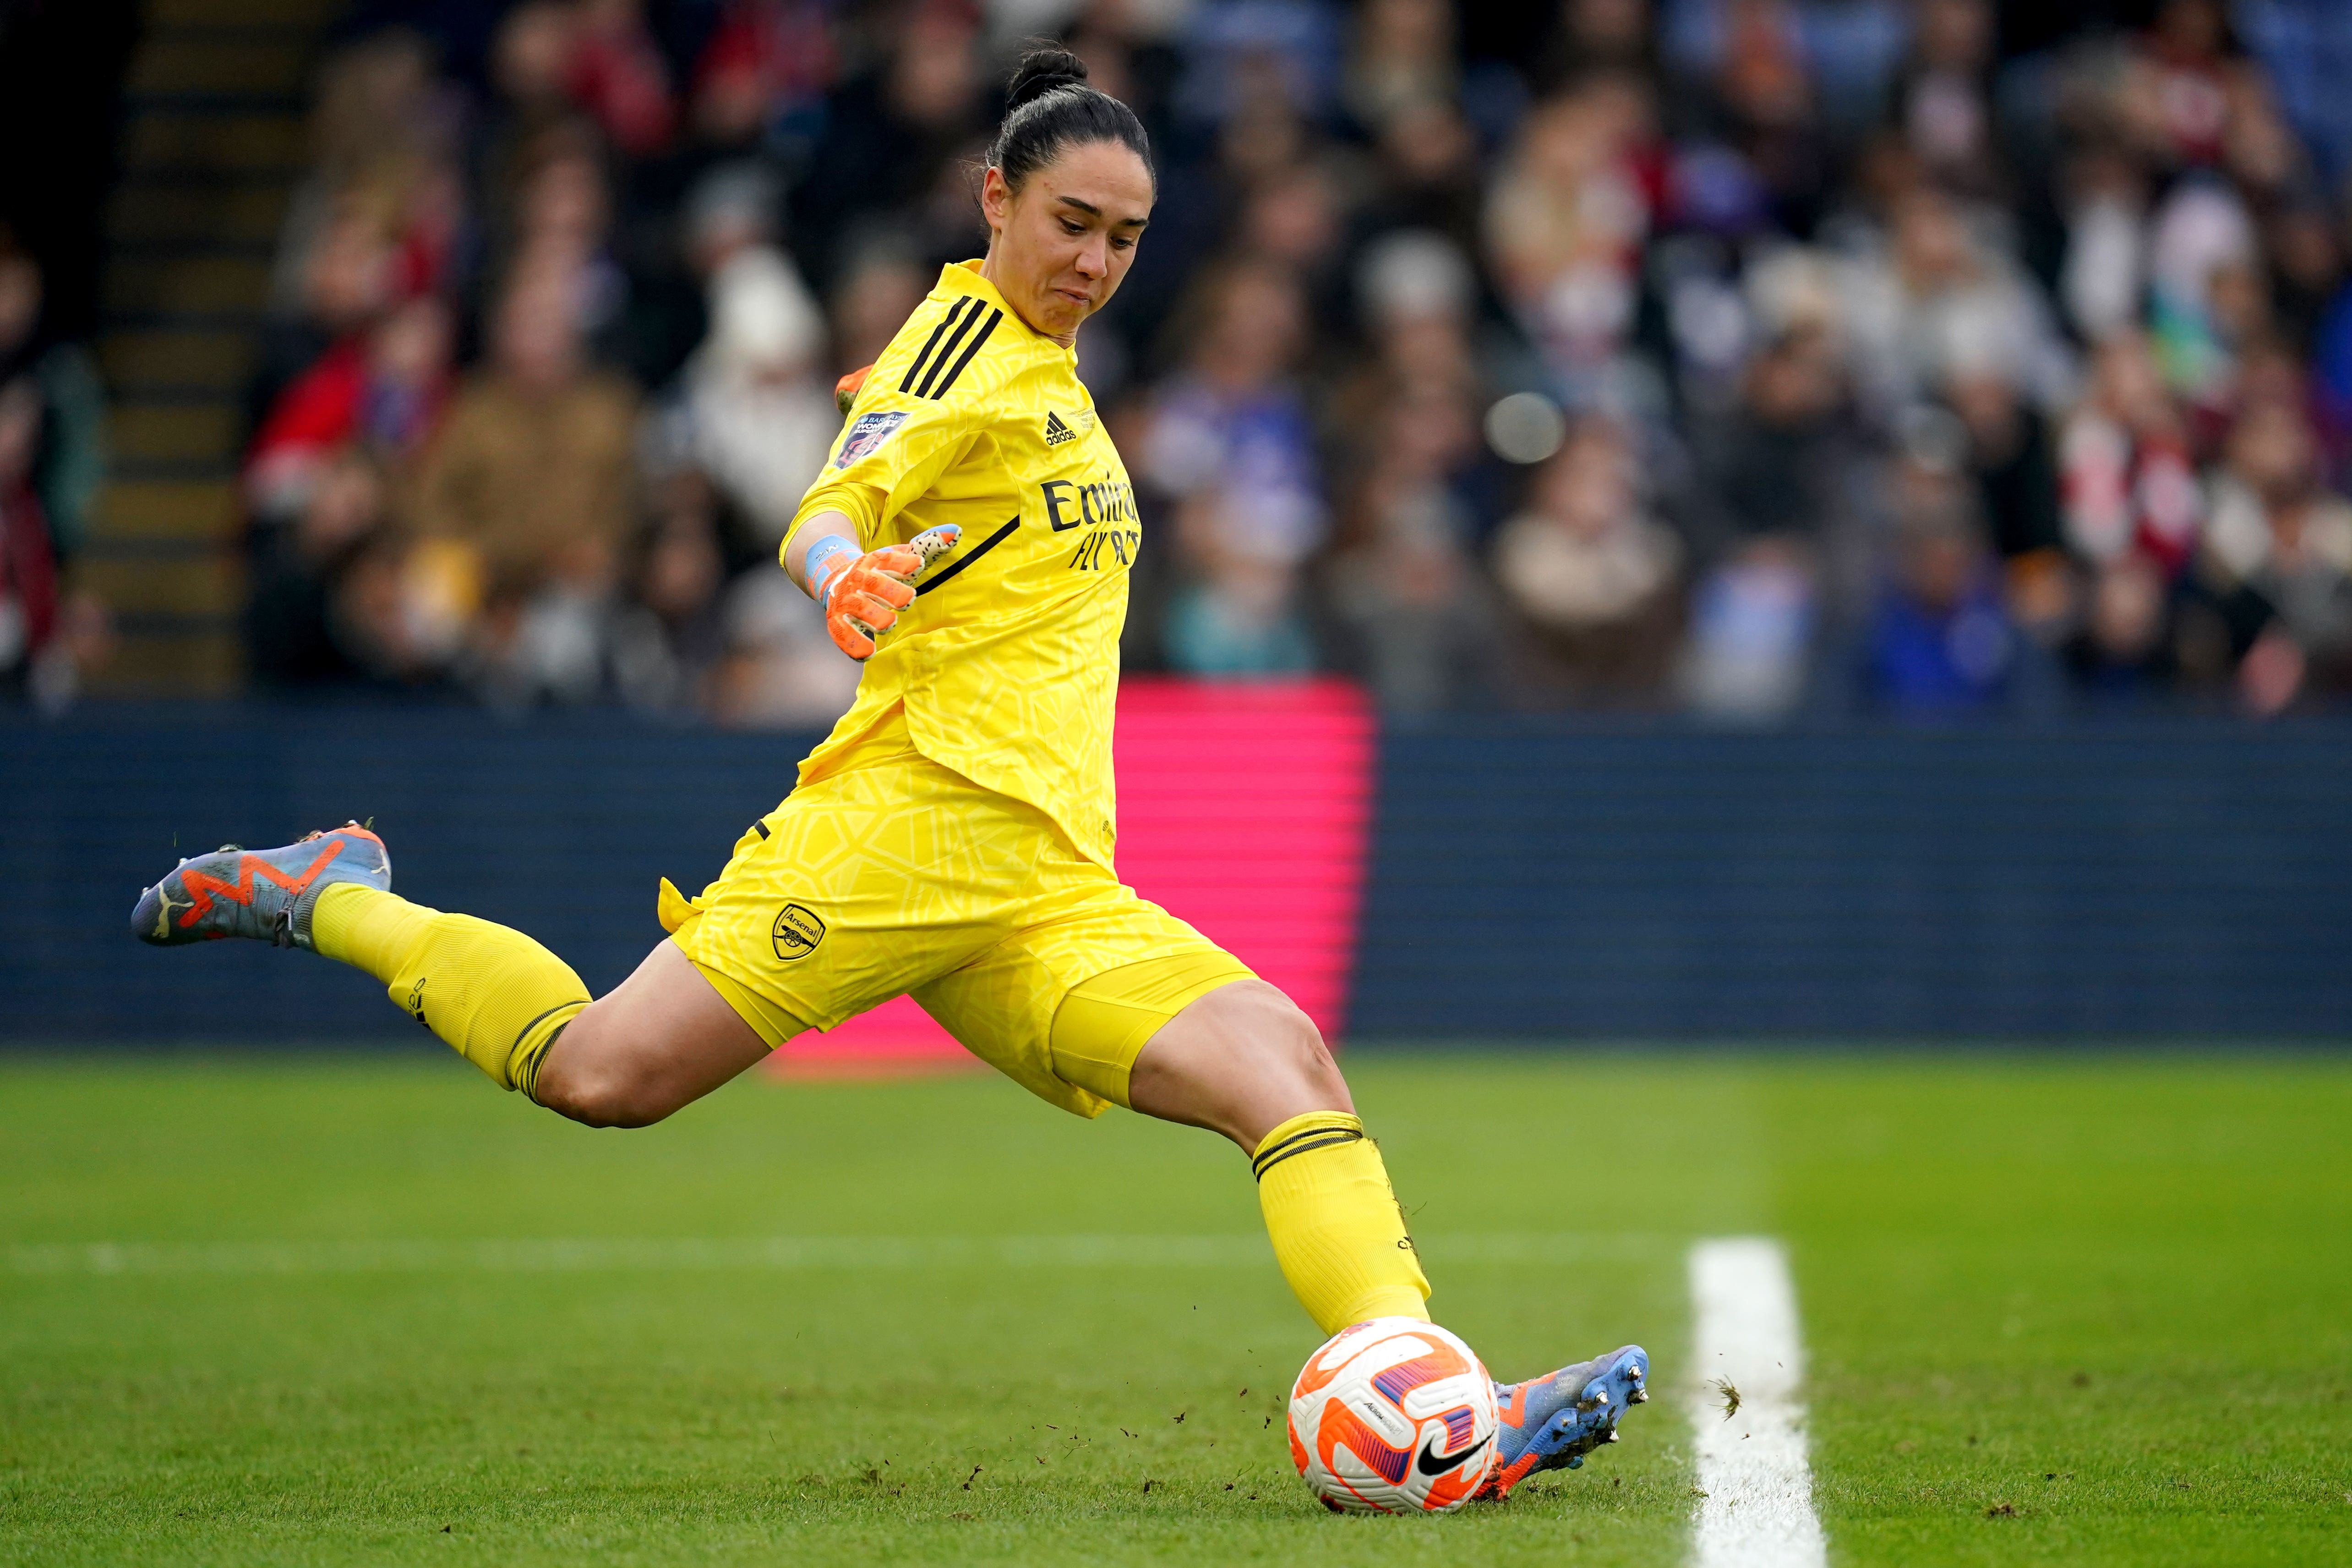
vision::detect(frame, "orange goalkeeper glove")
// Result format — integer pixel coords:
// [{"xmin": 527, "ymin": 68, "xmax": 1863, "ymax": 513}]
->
[
  {"xmin": 805, "ymin": 525, "xmax": 961, "ymax": 661},
  {"xmin": 835, "ymin": 364, "xmax": 873, "ymax": 416}
]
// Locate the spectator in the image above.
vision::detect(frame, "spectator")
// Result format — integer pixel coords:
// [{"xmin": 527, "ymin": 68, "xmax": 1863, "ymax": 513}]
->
[
  {"xmin": 1235, "ymin": 161, "xmax": 1351, "ymax": 341},
  {"xmin": 1484, "ymin": 76, "xmax": 1657, "ymax": 392},
  {"xmin": 1886, "ymin": 0, "xmax": 2003, "ymax": 199},
  {"xmin": 690, "ymin": 0, "xmax": 837, "ymax": 162},
  {"xmin": 707, "ymin": 568, "xmax": 861, "ymax": 727},
  {"xmin": 1342, "ymin": 0, "xmax": 1458, "ymax": 137},
  {"xmin": 610, "ymin": 466, "xmax": 731, "ymax": 712},
  {"xmin": 1862, "ymin": 473, "xmax": 2017, "ymax": 712},
  {"xmin": 0, "ymin": 230, "xmax": 104, "ymax": 566},
  {"xmin": 1839, "ymin": 184, "xmax": 2073, "ymax": 423},
  {"xmin": 2238, "ymin": 0, "xmax": 2352, "ymax": 192},
  {"xmin": 1155, "ymin": 51, "xmax": 1317, "ymax": 311},
  {"xmin": 1679, "ymin": 534, "xmax": 1817, "ymax": 720},
  {"xmin": 566, "ymin": 0, "xmax": 676, "ymax": 159},
  {"xmin": 2199, "ymin": 397, "xmax": 2352, "ymax": 710},
  {"xmin": 332, "ymin": 529, "xmax": 481, "ymax": 691},
  {"xmin": 2059, "ymin": 330, "xmax": 2203, "ymax": 573},
  {"xmin": 791, "ymin": 1, "xmax": 985, "ymax": 284},
  {"xmin": 1690, "ymin": 326, "xmax": 1861, "ymax": 552},
  {"xmin": 1357, "ymin": 96, "xmax": 1486, "ymax": 259},
  {"xmin": 2056, "ymin": 146, "xmax": 2148, "ymax": 345},
  {"xmin": 2064, "ymin": 547, "xmax": 2175, "ymax": 702},
  {"xmin": 1946, "ymin": 366, "xmax": 2063, "ymax": 560},
  {"xmin": 409, "ymin": 261, "xmax": 639, "ymax": 700},
  {"xmin": 2121, "ymin": 0, "xmax": 2240, "ymax": 173},
  {"xmin": 497, "ymin": 131, "xmax": 639, "ymax": 370},
  {"xmin": 829, "ymin": 237, "xmax": 930, "ymax": 378},
  {"xmin": 2263, "ymin": 196, "xmax": 2341, "ymax": 356},
  {"xmin": 217, "ymin": 9, "xmax": 2352, "ymax": 717},
  {"xmin": 1180, "ymin": 4, "xmax": 1344, "ymax": 131},
  {"xmin": 248, "ymin": 199, "xmax": 401, "ymax": 445},
  {"xmin": 1534, "ymin": 0, "xmax": 1660, "ymax": 98},
  {"xmin": 1689, "ymin": 0, "xmax": 1832, "ymax": 233},
  {"xmin": 1163, "ymin": 490, "xmax": 1319, "ymax": 677},
  {"xmin": 1492, "ymin": 418, "xmax": 1684, "ymax": 705},
  {"xmin": 1322, "ymin": 229, "xmax": 1495, "ymax": 707},
  {"xmin": 2144, "ymin": 174, "xmax": 2260, "ymax": 419},
  {"xmin": 620, "ymin": 32, "xmax": 816, "ymax": 379},
  {"xmin": 244, "ymin": 447, "xmax": 395, "ymax": 689},
  {"xmin": 475, "ymin": 0, "xmax": 585, "ymax": 232},
  {"xmin": 246, "ymin": 294, "xmax": 453, "ymax": 524},
  {"xmin": 1328, "ymin": 386, "xmax": 1488, "ymax": 711},
  {"xmin": 1329, "ymin": 231, "xmax": 1482, "ymax": 467},
  {"xmin": 1145, "ymin": 259, "xmax": 1328, "ymax": 628},
  {"xmin": 0, "ymin": 376, "xmax": 59, "ymax": 698},
  {"xmin": 268, "ymin": 32, "xmax": 457, "ymax": 321},
  {"xmin": 664, "ymin": 240, "xmax": 835, "ymax": 547}
]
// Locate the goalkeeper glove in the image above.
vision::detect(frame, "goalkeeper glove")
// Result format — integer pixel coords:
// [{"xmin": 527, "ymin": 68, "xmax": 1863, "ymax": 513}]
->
[
  {"xmin": 805, "ymin": 525, "xmax": 962, "ymax": 661},
  {"xmin": 835, "ymin": 364, "xmax": 873, "ymax": 416}
]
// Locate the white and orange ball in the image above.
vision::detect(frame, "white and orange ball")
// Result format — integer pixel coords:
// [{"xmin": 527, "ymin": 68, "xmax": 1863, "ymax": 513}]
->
[{"xmin": 1286, "ymin": 1316, "xmax": 1499, "ymax": 1514}]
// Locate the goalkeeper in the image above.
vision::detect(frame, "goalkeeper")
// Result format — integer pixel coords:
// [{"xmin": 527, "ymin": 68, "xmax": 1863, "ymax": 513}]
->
[{"xmin": 131, "ymin": 45, "xmax": 1645, "ymax": 1496}]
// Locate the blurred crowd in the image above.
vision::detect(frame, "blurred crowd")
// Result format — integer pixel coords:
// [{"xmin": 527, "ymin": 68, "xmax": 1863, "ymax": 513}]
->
[
  {"xmin": 39, "ymin": 0, "xmax": 2352, "ymax": 720},
  {"xmin": 0, "ymin": 228, "xmax": 109, "ymax": 710}
]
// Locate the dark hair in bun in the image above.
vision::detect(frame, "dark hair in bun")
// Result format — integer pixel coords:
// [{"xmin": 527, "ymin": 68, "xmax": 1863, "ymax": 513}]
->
[{"xmin": 990, "ymin": 42, "xmax": 1153, "ymax": 195}]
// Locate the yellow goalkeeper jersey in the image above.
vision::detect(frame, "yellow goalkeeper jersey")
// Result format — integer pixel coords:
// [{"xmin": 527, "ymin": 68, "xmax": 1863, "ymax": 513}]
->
[{"xmin": 788, "ymin": 261, "xmax": 1140, "ymax": 868}]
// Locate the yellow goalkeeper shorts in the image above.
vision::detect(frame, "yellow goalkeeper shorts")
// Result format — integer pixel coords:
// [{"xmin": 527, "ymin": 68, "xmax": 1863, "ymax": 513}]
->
[{"xmin": 659, "ymin": 708, "xmax": 1253, "ymax": 1117}]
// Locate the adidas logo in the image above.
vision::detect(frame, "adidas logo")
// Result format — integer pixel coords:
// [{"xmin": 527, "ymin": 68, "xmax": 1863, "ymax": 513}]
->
[{"xmin": 1044, "ymin": 410, "xmax": 1078, "ymax": 447}]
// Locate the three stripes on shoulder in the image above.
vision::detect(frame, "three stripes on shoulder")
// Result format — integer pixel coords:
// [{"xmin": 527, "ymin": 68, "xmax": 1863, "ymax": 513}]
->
[{"xmin": 900, "ymin": 298, "xmax": 1004, "ymax": 401}]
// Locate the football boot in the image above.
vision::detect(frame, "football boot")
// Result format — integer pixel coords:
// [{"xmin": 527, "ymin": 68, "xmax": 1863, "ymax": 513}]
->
[
  {"xmin": 132, "ymin": 822, "xmax": 389, "ymax": 951},
  {"xmin": 1479, "ymin": 1344, "xmax": 1649, "ymax": 1498}
]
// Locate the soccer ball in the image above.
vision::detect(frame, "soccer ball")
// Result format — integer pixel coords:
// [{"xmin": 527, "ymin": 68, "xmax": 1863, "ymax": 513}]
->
[{"xmin": 1286, "ymin": 1316, "xmax": 1499, "ymax": 1513}]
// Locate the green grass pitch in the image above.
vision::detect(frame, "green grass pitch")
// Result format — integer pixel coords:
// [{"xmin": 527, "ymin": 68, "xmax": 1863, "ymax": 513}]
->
[{"xmin": 2, "ymin": 1051, "xmax": 2347, "ymax": 1566}]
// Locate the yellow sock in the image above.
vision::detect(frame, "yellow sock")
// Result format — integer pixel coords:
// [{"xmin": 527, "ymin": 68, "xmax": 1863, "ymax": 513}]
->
[
  {"xmin": 312, "ymin": 883, "xmax": 589, "ymax": 1098},
  {"xmin": 1254, "ymin": 1111, "xmax": 1432, "ymax": 1335}
]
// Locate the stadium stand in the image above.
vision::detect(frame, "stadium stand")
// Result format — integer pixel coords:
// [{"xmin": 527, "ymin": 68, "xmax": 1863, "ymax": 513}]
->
[
  {"xmin": 82, "ymin": 0, "xmax": 341, "ymax": 698},
  {"xmin": 16, "ymin": 0, "xmax": 2352, "ymax": 720},
  {"xmin": 8, "ymin": 2, "xmax": 2352, "ymax": 1049}
]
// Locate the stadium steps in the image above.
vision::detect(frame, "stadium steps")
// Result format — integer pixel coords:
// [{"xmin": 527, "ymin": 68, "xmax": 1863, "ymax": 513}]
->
[{"xmin": 80, "ymin": 0, "xmax": 337, "ymax": 697}]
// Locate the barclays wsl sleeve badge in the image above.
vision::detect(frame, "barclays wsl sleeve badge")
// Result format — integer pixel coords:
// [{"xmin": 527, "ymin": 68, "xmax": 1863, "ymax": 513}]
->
[{"xmin": 832, "ymin": 410, "xmax": 909, "ymax": 469}]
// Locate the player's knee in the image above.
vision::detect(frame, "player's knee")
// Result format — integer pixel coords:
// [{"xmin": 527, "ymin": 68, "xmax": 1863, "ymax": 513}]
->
[
  {"xmin": 537, "ymin": 1041, "xmax": 681, "ymax": 1129},
  {"xmin": 549, "ymin": 1069, "xmax": 677, "ymax": 1128},
  {"xmin": 1227, "ymin": 981, "xmax": 1344, "ymax": 1099}
]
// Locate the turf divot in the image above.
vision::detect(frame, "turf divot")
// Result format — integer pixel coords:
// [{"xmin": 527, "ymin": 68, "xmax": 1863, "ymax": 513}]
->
[{"xmin": 1688, "ymin": 1237, "xmax": 1825, "ymax": 1568}]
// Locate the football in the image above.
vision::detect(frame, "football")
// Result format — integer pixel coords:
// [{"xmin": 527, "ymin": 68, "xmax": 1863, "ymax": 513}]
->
[{"xmin": 1286, "ymin": 1317, "xmax": 1500, "ymax": 1514}]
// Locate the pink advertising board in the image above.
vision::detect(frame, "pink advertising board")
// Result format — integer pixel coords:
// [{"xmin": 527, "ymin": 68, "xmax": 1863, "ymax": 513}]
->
[{"xmin": 769, "ymin": 677, "xmax": 1374, "ymax": 1074}]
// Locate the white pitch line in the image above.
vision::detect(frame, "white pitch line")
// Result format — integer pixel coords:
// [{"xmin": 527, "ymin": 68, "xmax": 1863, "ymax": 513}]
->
[
  {"xmin": 2, "ymin": 1231, "xmax": 1671, "ymax": 1279},
  {"xmin": 1688, "ymin": 1237, "xmax": 1827, "ymax": 1568}
]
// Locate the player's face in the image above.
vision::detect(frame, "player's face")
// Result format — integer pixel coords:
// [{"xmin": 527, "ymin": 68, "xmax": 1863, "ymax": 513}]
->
[{"xmin": 982, "ymin": 142, "xmax": 1153, "ymax": 344}]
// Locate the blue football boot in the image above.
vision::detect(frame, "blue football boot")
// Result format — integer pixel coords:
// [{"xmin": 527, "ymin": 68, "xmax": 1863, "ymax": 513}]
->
[
  {"xmin": 1480, "ymin": 1344, "xmax": 1650, "ymax": 1498},
  {"xmin": 131, "ymin": 822, "xmax": 390, "ymax": 951}
]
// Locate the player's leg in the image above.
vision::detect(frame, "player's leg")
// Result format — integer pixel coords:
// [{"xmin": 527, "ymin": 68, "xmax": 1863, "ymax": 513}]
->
[
  {"xmin": 1066, "ymin": 964, "xmax": 1651, "ymax": 1495},
  {"xmin": 131, "ymin": 822, "xmax": 780, "ymax": 1122},
  {"xmin": 1119, "ymin": 976, "xmax": 1353, "ymax": 1148},
  {"xmin": 305, "ymin": 873, "xmax": 592, "ymax": 1099},
  {"xmin": 914, "ymin": 910, "xmax": 1434, "ymax": 1338},
  {"xmin": 1109, "ymin": 975, "xmax": 1433, "ymax": 1335},
  {"xmin": 134, "ymin": 824, "xmax": 583, "ymax": 1093},
  {"xmin": 323, "ymin": 885, "xmax": 771, "ymax": 1123},
  {"xmin": 525, "ymin": 940, "xmax": 772, "ymax": 1126}
]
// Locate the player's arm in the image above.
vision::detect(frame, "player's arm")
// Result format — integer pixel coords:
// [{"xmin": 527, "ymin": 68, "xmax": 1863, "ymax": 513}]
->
[
  {"xmin": 787, "ymin": 364, "xmax": 979, "ymax": 660},
  {"xmin": 782, "ymin": 510, "xmax": 960, "ymax": 661}
]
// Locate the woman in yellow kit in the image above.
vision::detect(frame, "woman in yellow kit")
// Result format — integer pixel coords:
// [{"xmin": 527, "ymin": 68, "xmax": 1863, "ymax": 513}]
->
[{"xmin": 132, "ymin": 45, "xmax": 1644, "ymax": 1498}]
